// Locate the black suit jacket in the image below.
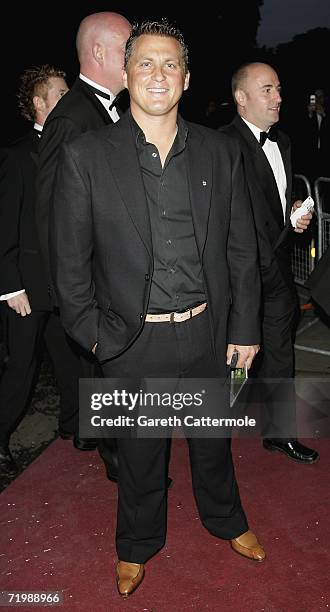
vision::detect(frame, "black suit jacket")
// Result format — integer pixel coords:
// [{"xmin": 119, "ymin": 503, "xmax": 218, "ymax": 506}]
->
[
  {"xmin": 293, "ymin": 110, "xmax": 330, "ymax": 179},
  {"xmin": 0, "ymin": 131, "xmax": 50, "ymax": 310},
  {"xmin": 36, "ymin": 77, "xmax": 113, "ymax": 279},
  {"xmin": 50, "ymin": 112, "xmax": 261, "ymax": 367},
  {"xmin": 220, "ymin": 115, "xmax": 294, "ymax": 289}
]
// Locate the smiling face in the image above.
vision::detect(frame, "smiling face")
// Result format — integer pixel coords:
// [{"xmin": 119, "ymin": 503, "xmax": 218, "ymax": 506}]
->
[
  {"xmin": 123, "ymin": 34, "xmax": 190, "ymax": 121},
  {"xmin": 235, "ymin": 63, "xmax": 282, "ymax": 131}
]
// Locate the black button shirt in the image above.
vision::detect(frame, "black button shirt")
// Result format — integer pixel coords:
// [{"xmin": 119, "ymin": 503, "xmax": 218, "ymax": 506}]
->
[{"xmin": 132, "ymin": 115, "xmax": 206, "ymax": 314}]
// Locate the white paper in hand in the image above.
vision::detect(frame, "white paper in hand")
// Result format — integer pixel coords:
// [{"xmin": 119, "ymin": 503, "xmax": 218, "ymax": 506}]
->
[{"xmin": 290, "ymin": 196, "xmax": 314, "ymax": 228}]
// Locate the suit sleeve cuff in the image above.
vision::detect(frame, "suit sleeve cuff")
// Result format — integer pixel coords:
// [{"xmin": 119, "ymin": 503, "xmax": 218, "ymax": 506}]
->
[{"xmin": 0, "ymin": 289, "xmax": 25, "ymax": 300}]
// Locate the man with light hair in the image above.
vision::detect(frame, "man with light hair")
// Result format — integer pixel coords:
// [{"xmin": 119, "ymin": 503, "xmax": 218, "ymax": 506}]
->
[
  {"xmin": 0, "ymin": 65, "xmax": 69, "ymax": 476},
  {"xmin": 36, "ymin": 12, "xmax": 131, "ymax": 472}
]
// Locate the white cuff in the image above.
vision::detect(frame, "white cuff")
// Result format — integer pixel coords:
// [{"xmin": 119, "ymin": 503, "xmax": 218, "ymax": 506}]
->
[{"xmin": 0, "ymin": 289, "xmax": 25, "ymax": 301}]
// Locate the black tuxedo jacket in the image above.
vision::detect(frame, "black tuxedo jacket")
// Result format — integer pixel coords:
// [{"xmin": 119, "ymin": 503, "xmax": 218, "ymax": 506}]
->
[
  {"xmin": 220, "ymin": 115, "xmax": 294, "ymax": 289},
  {"xmin": 306, "ymin": 111, "xmax": 330, "ymax": 177},
  {"xmin": 0, "ymin": 131, "xmax": 50, "ymax": 310},
  {"xmin": 50, "ymin": 112, "xmax": 261, "ymax": 367},
  {"xmin": 36, "ymin": 77, "xmax": 114, "ymax": 279}
]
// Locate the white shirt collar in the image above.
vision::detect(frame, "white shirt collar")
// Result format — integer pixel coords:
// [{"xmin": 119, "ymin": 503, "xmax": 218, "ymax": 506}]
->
[
  {"xmin": 241, "ymin": 117, "xmax": 266, "ymax": 142},
  {"xmin": 79, "ymin": 73, "xmax": 116, "ymax": 106},
  {"xmin": 79, "ymin": 73, "xmax": 120, "ymax": 123}
]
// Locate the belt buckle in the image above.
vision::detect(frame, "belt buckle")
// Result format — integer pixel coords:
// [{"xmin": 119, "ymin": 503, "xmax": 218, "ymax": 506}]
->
[{"xmin": 170, "ymin": 312, "xmax": 175, "ymax": 324}]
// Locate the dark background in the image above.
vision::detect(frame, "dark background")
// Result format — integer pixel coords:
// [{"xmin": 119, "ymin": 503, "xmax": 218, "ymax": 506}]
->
[{"xmin": 2, "ymin": 1, "xmax": 330, "ymax": 146}]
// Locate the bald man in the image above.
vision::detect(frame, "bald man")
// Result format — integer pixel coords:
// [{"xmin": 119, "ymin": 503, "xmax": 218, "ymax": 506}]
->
[
  {"xmin": 36, "ymin": 12, "xmax": 131, "ymax": 469},
  {"xmin": 221, "ymin": 63, "xmax": 319, "ymax": 464}
]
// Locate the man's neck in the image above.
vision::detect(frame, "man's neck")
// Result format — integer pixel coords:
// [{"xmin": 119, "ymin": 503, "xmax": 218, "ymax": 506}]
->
[
  {"xmin": 131, "ymin": 107, "xmax": 178, "ymax": 165},
  {"xmin": 79, "ymin": 73, "xmax": 112, "ymax": 95},
  {"xmin": 35, "ymin": 113, "xmax": 45, "ymax": 128},
  {"xmin": 240, "ymin": 114, "xmax": 273, "ymax": 133}
]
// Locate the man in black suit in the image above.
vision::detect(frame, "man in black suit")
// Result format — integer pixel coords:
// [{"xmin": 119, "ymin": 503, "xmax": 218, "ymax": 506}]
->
[
  {"xmin": 221, "ymin": 62, "xmax": 319, "ymax": 463},
  {"xmin": 36, "ymin": 12, "xmax": 131, "ymax": 464},
  {"xmin": 50, "ymin": 21, "xmax": 265, "ymax": 598},
  {"xmin": 0, "ymin": 65, "xmax": 73, "ymax": 476},
  {"xmin": 292, "ymin": 88, "xmax": 330, "ymax": 182}
]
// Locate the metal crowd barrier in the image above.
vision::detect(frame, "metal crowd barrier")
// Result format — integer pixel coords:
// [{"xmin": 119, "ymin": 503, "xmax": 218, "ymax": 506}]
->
[
  {"xmin": 314, "ymin": 176, "xmax": 330, "ymax": 258},
  {"xmin": 291, "ymin": 174, "xmax": 315, "ymax": 285},
  {"xmin": 294, "ymin": 174, "xmax": 330, "ymax": 358}
]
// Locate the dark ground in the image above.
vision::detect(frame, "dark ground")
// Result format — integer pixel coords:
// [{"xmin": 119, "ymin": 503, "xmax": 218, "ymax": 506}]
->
[{"xmin": 0, "ymin": 352, "xmax": 60, "ymax": 492}]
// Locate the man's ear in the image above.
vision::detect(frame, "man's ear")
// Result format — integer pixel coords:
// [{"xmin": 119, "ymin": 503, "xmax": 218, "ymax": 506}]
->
[
  {"xmin": 33, "ymin": 95, "xmax": 45, "ymax": 112},
  {"xmin": 183, "ymin": 71, "xmax": 190, "ymax": 91},
  {"xmin": 122, "ymin": 69, "xmax": 128, "ymax": 90},
  {"xmin": 235, "ymin": 89, "xmax": 246, "ymax": 107},
  {"xmin": 93, "ymin": 43, "xmax": 104, "ymax": 65}
]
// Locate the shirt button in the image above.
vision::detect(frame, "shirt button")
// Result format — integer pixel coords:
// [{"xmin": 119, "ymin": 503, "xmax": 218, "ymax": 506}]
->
[
  {"xmin": 166, "ymin": 239, "xmax": 172, "ymax": 245},
  {"xmin": 162, "ymin": 210, "xmax": 166, "ymax": 216},
  {"xmin": 152, "ymin": 152, "xmax": 157, "ymax": 158},
  {"xmin": 170, "ymin": 268, "xmax": 175, "ymax": 274}
]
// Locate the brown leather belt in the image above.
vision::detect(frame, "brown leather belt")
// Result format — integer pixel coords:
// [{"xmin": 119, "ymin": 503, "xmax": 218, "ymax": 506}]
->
[{"xmin": 145, "ymin": 302, "xmax": 207, "ymax": 323}]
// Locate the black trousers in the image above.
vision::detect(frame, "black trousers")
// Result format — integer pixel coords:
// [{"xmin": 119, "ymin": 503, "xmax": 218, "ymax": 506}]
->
[
  {"xmin": 0, "ymin": 307, "xmax": 81, "ymax": 445},
  {"xmin": 101, "ymin": 310, "xmax": 248, "ymax": 564},
  {"xmin": 248, "ymin": 263, "xmax": 299, "ymax": 440}
]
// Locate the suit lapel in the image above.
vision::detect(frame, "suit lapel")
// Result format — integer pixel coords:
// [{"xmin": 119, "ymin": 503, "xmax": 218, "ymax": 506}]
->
[
  {"xmin": 102, "ymin": 113, "xmax": 152, "ymax": 257},
  {"xmin": 233, "ymin": 116, "xmax": 285, "ymax": 230},
  {"xmin": 101, "ymin": 115, "xmax": 212, "ymax": 259},
  {"xmin": 29, "ymin": 130, "xmax": 39, "ymax": 165},
  {"xmin": 77, "ymin": 78, "xmax": 113, "ymax": 125},
  {"xmin": 277, "ymin": 133, "xmax": 292, "ymax": 225},
  {"xmin": 185, "ymin": 124, "xmax": 212, "ymax": 258}
]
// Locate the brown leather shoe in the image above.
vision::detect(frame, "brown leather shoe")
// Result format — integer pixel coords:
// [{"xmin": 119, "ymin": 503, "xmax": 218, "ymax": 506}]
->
[
  {"xmin": 231, "ymin": 529, "xmax": 265, "ymax": 562},
  {"xmin": 116, "ymin": 561, "xmax": 144, "ymax": 597}
]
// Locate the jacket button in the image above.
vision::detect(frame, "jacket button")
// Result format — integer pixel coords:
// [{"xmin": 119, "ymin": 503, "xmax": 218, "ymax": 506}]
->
[
  {"xmin": 139, "ymin": 313, "xmax": 143, "ymax": 319},
  {"xmin": 145, "ymin": 274, "xmax": 150, "ymax": 281}
]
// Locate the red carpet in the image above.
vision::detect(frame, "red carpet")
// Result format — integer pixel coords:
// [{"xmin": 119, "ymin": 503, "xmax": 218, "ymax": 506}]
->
[{"xmin": 0, "ymin": 437, "xmax": 329, "ymax": 611}]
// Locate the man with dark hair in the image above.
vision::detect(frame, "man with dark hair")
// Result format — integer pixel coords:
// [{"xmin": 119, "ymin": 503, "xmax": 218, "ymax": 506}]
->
[
  {"xmin": 293, "ymin": 88, "xmax": 330, "ymax": 181},
  {"xmin": 51, "ymin": 21, "xmax": 265, "ymax": 597},
  {"xmin": 0, "ymin": 65, "xmax": 69, "ymax": 476},
  {"xmin": 221, "ymin": 62, "xmax": 319, "ymax": 464},
  {"xmin": 36, "ymin": 12, "xmax": 131, "ymax": 466}
]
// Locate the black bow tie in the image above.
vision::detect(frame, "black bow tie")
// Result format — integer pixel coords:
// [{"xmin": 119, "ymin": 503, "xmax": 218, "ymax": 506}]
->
[
  {"xmin": 109, "ymin": 90, "xmax": 124, "ymax": 111},
  {"xmin": 259, "ymin": 126, "xmax": 278, "ymax": 146}
]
